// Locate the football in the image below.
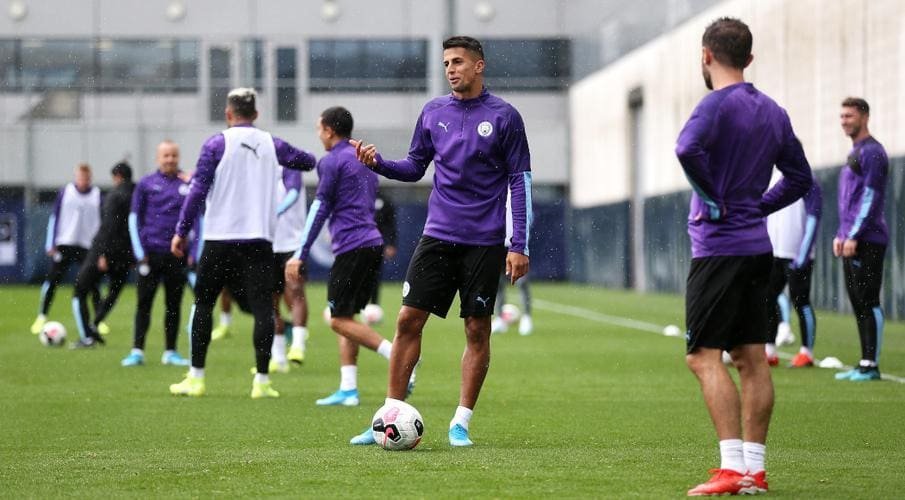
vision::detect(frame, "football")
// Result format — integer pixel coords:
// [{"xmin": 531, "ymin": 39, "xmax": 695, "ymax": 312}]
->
[
  {"xmin": 39, "ymin": 321, "xmax": 67, "ymax": 347},
  {"xmin": 361, "ymin": 303, "xmax": 384, "ymax": 325},
  {"xmin": 371, "ymin": 400, "xmax": 424, "ymax": 451},
  {"xmin": 500, "ymin": 303, "xmax": 521, "ymax": 324}
]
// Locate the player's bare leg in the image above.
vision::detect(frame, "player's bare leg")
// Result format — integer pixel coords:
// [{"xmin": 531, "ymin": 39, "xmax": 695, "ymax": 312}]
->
[
  {"xmin": 447, "ymin": 315, "xmax": 492, "ymax": 447},
  {"xmin": 686, "ymin": 348, "xmax": 742, "ymax": 440},
  {"xmin": 329, "ymin": 316, "xmax": 387, "ymax": 351},
  {"xmin": 285, "ymin": 273, "xmax": 309, "ymax": 364},
  {"xmin": 386, "ymin": 306, "xmax": 428, "ymax": 400}
]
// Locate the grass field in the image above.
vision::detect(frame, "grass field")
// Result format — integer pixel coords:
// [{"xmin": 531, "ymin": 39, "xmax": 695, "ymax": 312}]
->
[{"xmin": 1, "ymin": 283, "xmax": 904, "ymax": 498}]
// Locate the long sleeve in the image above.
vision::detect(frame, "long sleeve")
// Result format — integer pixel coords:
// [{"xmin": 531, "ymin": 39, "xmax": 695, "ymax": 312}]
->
[
  {"xmin": 128, "ymin": 181, "xmax": 146, "ymax": 260},
  {"xmin": 273, "ymin": 137, "xmax": 316, "ymax": 172},
  {"xmin": 276, "ymin": 169, "xmax": 302, "ymax": 215},
  {"xmin": 372, "ymin": 112, "xmax": 434, "ymax": 182},
  {"xmin": 847, "ymin": 146, "xmax": 888, "ymax": 240},
  {"xmin": 93, "ymin": 187, "xmax": 129, "ymax": 256},
  {"xmin": 44, "ymin": 188, "xmax": 64, "ymax": 251},
  {"xmin": 793, "ymin": 180, "xmax": 822, "ymax": 267},
  {"xmin": 676, "ymin": 101, "xmax": 722, "ymax": 220},
  {"xmin": 760, "ymin": 118, "xmax": 812, "ymax": 216},
  {"xmin": 502, "ymin": 110, "xmax": 532, "ymax": 255},
  {"xmin": 176, "ymin": 134, "xmax": 223, "ymax": 237},
  {"xmin": 294, "ymin": 158, "xmax": 337, "ymax": 261}
]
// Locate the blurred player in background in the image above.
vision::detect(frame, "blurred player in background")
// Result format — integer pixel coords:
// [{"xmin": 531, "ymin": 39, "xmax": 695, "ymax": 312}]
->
[
  {"xmin": 350, "ymin": 35, "xmax": 532, "ymax": 447},
  {"xmin": 71, "ymin": 162, "xmax": 136, "ymax": 348},
  {"xmin": 833, "ymin": 97, "xmax": 889, "ymax": 382},
  {"xmin": 31, "ymin": 163, "xmax": 101, "ymax": 335},
  {"xmin": 270, "ymin": 167, "xmax": 311, "ymax": 371},
  {"xmin": 285, "ymin": 106, "xmax": 409, "ymax": 407},
  {"xmin": 362, "ymin": 190, "xmax": 398, "ymax": 326},
  {"xmin": 169, "ymin": 88, "xmax": 315, "ymax": 398},
  {"xmin": 121, "ymin": 141, "xmax": 191, "ymax": 367},
  {"xmin": 765, "ymin": 171, "xmax": 821, "ymax": 367},
  {"xmin": 676, "ymin": 18, "xmax": 812, "ymax": 495},
  {"xmin": 491, "ymin": 189, "xmax": 534, "ymax": 336}
]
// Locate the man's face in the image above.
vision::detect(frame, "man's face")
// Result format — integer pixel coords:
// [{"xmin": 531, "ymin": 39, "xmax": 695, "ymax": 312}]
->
[
  {"xmin": 701, "ymin": 47, "xmax": 714, "ymax": 90},
  {"xmin": 443, "ymin": 47, "xmax": 483, "ymax": 94},
  {"xmin": 74, "ymin": 170, "xmax": 91, "ymax": 191},
  {"xmin": 316, "ymin": 118, "xmax": 332, "ymax": 150},
  {"xmin": 840, "ymin": 106, "xmax": 867, "ymax": 139},
  {"xmin": 157, "ymin": 142, "xmax": 180, "ymax": 175}
]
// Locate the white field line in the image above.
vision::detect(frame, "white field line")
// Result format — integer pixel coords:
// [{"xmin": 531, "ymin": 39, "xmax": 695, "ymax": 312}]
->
[{"xmin": 533, "ymin": 298, "xmax": 905, "ymax": 385}]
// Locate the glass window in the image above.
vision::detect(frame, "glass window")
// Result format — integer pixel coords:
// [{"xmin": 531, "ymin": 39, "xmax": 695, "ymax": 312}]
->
[
  {"xmin": 309, "ymin": 39, "xmax": 428, "ymax": 92},
  {"xmin": 240, "ymin": 39, "xmax": 264, "ymax": 92},
  {"xmin": 481, "ymin": 39, "xmax": 570, "ymax": 91},
  {"xmin": 0, "ymin": 40, "xmax": 20, "ymax": 90},
  {"xmin": 98, "ymin": 39, "xmax": 198, "ymax": 92},
  {"xmin": 276, "ymin": 47, "xmax": 296, "ymax": 122},
  {"xmin": 19, "ymin": 39, "xmax": 95, "ymax": 91},
  {"xmin": 209, "ymin": 47, "xmax": 231, "ymax": 122}
]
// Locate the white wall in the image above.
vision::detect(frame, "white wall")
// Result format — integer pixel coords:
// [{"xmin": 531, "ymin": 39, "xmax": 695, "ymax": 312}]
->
[{"xmin": 570, "ymin": 0, "xmax": 905, "ymax": 208}]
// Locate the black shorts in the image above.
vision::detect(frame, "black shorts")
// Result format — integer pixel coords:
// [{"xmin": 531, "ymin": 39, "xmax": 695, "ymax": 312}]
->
[
  {"xmin": 328, "ymin": 245, "xmax": 383, "ymax": 317},
  {"xmin": 272, "ymin": 251, "xmax": 303, "ymax": 293},
  {"xmin": 402, "ymin": 236, "xmax": 507, "ymax": 319},
  {"xmin": 685, "ymin": 253, "xmax": 772, "ymax": 353}
]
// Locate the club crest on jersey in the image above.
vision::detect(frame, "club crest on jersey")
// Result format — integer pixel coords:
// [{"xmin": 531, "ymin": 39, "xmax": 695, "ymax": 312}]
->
[{"xmin": 477, "ymin": 121, "xmax": 493, "ymax": 137}]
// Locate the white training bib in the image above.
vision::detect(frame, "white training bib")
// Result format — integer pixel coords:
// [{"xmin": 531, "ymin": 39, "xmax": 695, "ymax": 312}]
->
[{"xmin": 55, "ymin": 184, "xmax": 101, "ymax": 248}]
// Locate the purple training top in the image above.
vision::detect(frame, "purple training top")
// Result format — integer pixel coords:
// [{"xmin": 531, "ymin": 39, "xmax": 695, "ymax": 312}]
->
[
  {"xmin": 131, "ymin": 170, "xmax": 189, "ymax": 255},
  {"xmin": 175, "ymin": 124, "xmax": 316, "ymax": 238},
  {"xmin": 836, "ymin": 136, "xmax": 888, "ymax": 245},
  {"xmin": 371, "ymin": 88, "xmax": 533, "ymax": 255},
  {"xmin": 294, "ymin": 140, "xmax": 383, "ymax": 261},
  {"xmin": 676, "ymin": 82, "xmax": 812, "ymax": 258}
]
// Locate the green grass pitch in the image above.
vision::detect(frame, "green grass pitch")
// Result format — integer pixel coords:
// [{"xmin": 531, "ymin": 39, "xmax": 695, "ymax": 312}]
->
[{"xmin": 1, "ymin": 283, "xmax": 904, "ymax": 498}]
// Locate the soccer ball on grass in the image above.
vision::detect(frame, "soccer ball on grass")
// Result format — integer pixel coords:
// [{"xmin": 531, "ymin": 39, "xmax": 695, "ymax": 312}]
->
[
  {"xmin": 39, "ymin": 321, "xmax": 67, "ymax": 347},
  {"xmin": 371, "ymin": 400, "xmax": 424, "ymax": 451}
]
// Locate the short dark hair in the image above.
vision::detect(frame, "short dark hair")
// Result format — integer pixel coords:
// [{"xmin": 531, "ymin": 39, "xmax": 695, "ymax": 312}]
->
[
  {"xmin": 443, "ymin": 36, "xmax": 484, "ymax": 60},
  {"xmin": 111, "ymin": 161, "xmax": 132, "ymax": 181},
  {"xmin": 227, "ymin": 87, "xmax": 257, "ymax": 119},
  {"xmin": 702, "ymin": 17, "xmax": 752, "ymax": 69},
  {"xmin": 320, "ymin": 106, "xmax": 354, "ymax": 138},
  {"xmin": 842, "ymin": 97, "xmax": 870, "ymax": 115}
]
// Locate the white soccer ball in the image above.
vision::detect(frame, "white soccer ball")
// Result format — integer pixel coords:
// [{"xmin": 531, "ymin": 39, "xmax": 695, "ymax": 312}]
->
[
  {"xmin": 371, "ymin": 400, "xmax": 424, "ymax": 451},
  {"xmin": 500, "ymin": 303, "xmax": 521, "ymax": 324},
  {"xmin": 39, "ymin": 321, "xmax": 67, "ymax": 347},
  {"xmin": 662, "ymin": 324, "xmax": 682, "ymax": 337},
  {"xmin": 362, "ymin": 304, "xmax": 384, "ymax": 325}
]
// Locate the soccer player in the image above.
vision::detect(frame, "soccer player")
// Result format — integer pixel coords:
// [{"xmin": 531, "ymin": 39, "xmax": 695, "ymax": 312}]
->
[
  {"xmin": 271, "ymin": 167, "xmax": 311, "ymax": 369},
  {"xmin": 168, "ymin": 88, "xmax": 315, "ymax": 398},
  {"xmin": 676, "ymin": 18, "xmax": 812, "ymax": 495},
  {"xmin": 833, "ymin": 97, "xmax": 889, "ymax": 382},
  {"xmin": 31, "ymin": 164, "xmax": 102, "ymax": 335},
  {"xmin": 121, "ymin": 141, "xmax": 191, "ymax": 367},
  {"xmin": 285, "ymin": 106, "xmax": 400, "ymax": 406},
  {"xmin": 363, "ymin": 190, "xmax": 398, "ymax": 325},
  {"xmin": 349, "ymin": 36, "xmax": 532, "ymax": 447},
  {"xmin": 71, "ymin": 162, "xmax": 137, "ymax": 348},
  {"xmin": 491, "ymin": 190, "xmax": 534, "ymax": 336},
  {"xmin": 765, "ymin": 172, "xmax": 821, "ymax": 367}
]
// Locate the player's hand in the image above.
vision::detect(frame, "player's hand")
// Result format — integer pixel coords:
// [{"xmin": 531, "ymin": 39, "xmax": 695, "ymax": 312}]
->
[
  {"xmin": 842, "ymin": 238, "xmax": 858, "ymax": 258},
  {"xmin": 46, "ymin": 247, "xmax": 57, "ymax": 257},
  {"xmin": 505, "ymin": 252, "xmax": 529, "ymax": 284},
  {"xmin": 384, "ymin": 245, "xmax": 398, "ymax": 260},
  {"xmin": 284, "ymin": 258, "xmax": 304, "ymax": 286},
  {"xmin": 171, "ymin": 234, "xmax": 186, "ymax": 258},
  {"xmin": 97, "ymin": 255, "xmax": 108, "ymax": 272},
  {"xmin": 832, "ymin": 237, "xmax": 843, "ymax": 257},
  {"xmin": 349, "ymin": 139, "xmax": 378, "ymax": 168}
]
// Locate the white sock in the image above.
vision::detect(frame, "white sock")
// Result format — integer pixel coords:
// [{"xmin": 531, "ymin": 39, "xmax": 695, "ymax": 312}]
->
[
  {"xmin": 377, "ymin": 339, "xmax": 392, "ymax": 360},
  {"xmin": 743, "ymin": 441, "xmax": 766, "ymax": 473},
  {"xmin": 799, "ymin": 346, "xmax": 812, "ymax": 357},
  {"xmin": 219, "ymin": 312, "xmax": 231, "ymax": 326},
  {"xmin": 340, "ymin": 365, "xmax": 357, "ymax": 391},
  {"xmin": 859, "ymin": 359, "xmax": 876, "ymax": 368},
  {"xmin": 272, "ymin": 334, "xmax": 287, "ymax": 363},
  {"xmin": 719, "ymin": 439, "xmax": 746, "ymax": 474},
  {"xmin": 190, "ymin": 367, "xmax": 205, "ymax": 379},
  {"xmin": 765, "ymin": 343, "xmax": 777, "ymax": 357},
  {"xmin": 450, "ymin": 406, "xmax": 474, "ymax": 430},
  {"xmin": 254, "ymin": 373, "xmax": 269, "ymax": 384},
  {"xmin": 291, "ymin": 326, "xmax": 308, "ymax": 349},
  {"xmin": 131, "ymin": 348, "xmax": 144, "ymax": 356}
]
